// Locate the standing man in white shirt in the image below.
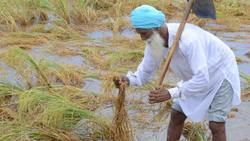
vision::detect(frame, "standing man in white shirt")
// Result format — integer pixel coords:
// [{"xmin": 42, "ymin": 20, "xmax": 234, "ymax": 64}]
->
[{"xmin": 113, "ymin": 5, "xmax": 241, "ymax": 141}]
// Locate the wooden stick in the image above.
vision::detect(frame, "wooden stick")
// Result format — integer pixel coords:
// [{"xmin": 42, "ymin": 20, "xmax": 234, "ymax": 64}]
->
[{"xmin": 156, "ymin": 0, "xmax": 195, "ymax": 86}]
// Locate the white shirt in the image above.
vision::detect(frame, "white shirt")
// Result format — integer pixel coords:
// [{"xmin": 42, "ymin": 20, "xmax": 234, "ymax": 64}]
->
[{"xmin": 127, "ymin": 23, "xmax": 241, "ymax": 122}]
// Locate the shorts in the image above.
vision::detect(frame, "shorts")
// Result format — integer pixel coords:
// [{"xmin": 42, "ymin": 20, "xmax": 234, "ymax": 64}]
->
[{"xmin": 171, "ymin": 79, "xmax": 234, "ymax": 122}]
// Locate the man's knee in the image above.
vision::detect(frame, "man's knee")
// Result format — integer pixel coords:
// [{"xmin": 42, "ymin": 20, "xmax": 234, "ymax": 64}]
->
[
  {"xmin": 171, "ymin": 109, "xmax": 187, "ymax": 123},
  {"xmin": 209, "ymin": 121, "xmax": 225, "ymax": 134}
]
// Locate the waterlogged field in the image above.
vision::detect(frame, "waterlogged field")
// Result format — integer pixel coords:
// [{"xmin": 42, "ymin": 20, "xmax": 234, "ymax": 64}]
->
[{"xmin": 0, "ymin": 0, "xmax": 250, "ymax": 141}]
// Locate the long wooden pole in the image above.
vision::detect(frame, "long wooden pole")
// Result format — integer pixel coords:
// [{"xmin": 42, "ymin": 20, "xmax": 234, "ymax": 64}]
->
[{"xmin": 156, "ymin": 0, "xmax": 195, "ymax": 86}]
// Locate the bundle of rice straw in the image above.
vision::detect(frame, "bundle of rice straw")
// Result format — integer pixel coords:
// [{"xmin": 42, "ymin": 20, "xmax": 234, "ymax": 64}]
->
[
  {"xmin": 183, "ymin": 121, "xmax": 207, "ymax": 140},
  {"xmin": 112, "ymin": 76, "xmax": 134, "ymax": 141}
]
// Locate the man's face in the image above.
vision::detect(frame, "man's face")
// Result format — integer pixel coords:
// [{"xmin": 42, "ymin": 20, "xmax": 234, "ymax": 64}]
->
[{"xmin": 135, "ymin": 28, "xmax": 154, "ymax": 41}]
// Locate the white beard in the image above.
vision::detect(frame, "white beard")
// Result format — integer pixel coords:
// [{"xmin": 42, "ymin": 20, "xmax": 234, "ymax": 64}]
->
[{"xmin": 145, "ymin": 30, "xmax": 165, "ymax": 65}]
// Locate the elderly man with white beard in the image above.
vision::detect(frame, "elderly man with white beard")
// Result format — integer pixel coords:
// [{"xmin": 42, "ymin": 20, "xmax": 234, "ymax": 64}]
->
[{"xmin": 113, "ymin": 5, "xmax": 241, "ymax": 141}]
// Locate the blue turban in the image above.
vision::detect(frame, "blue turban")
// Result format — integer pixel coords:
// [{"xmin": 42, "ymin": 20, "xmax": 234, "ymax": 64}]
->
[{"xmin": 131, "ymin": 5, "xmax": 165, "ymax": 29}]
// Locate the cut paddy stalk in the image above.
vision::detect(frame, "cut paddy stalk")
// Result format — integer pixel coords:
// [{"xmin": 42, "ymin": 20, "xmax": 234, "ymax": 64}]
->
[
  {"xmin": 183, "ymin": 121, "xmax": 208, "ymax": 141},
  {"xmin": 112, "ymin": 76, "xmax": 134, "ymax": 141}
]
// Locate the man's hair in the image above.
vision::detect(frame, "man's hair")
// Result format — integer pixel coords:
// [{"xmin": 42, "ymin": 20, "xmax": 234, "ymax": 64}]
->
[
  {"xmin": 152, "ymin": 23, "xmax": 167, "ymax": 32},
  {"xmin": 160, "ymin": 23, "xmax": 167, "ymax": 29}
]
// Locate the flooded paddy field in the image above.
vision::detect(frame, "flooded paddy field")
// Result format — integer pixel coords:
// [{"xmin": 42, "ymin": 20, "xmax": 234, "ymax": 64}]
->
[{"xmin": 0, "ymin": 0, "xmax": 250, "ymax": 140}]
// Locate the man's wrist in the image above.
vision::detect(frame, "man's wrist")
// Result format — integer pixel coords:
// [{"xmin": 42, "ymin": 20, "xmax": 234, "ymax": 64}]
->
[
  {"xmin": 125, "ymin": 77, "xmax": 130, "ymax": 86},
  {"xmin": 167, "ymin": 87, "xmax": 180, "ymax": 99}
]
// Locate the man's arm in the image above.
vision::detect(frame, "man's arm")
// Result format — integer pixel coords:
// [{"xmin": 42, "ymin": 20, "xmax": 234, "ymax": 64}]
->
[{"xmin": 126, "ymin": 45, "xmax": 163, "ymax": 87}]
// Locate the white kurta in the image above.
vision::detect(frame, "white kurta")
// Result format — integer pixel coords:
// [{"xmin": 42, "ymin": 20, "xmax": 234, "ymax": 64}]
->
[{"xmin": 127, "ymin": 23, "xmax": 241, "ymax": 122}]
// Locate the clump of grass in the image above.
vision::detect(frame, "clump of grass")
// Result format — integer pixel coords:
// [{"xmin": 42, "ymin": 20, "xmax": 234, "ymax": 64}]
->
[
  {"xmin": 101, "ymin": 35, "xmax": 144, "ymax": 50},
  {"xmin": 81, "ymin": 47, "xmax": 110, "ymax": 70},
  {"xmin": 236, "ymin": 56, "xmax": 246, "ymax": 64},
  {"xmin": 0, "ymin": 32, "xmax": 44, "ymax": 49},
  {"xmin": 0, "ymin": 35, "xmax": 48, "ymax": 48},
  {"xmin": 240, "ymin": 73, "xmax": 250, "ymax": 86},
  {"xmin": 10, "ymin": 86, "xmax": 117, "ymax": 140},
  {"xmin": 7, "ymin": 32, "xmax": 38, "ymax": 39},
  {"xmin": 0, "ymin": 78, "xmax": 23, "ymax": 103},
  {"xmin": 70, "ymin": 0, "xmax": 97, "ymax": 24},
  {"xmin": 105, "ymin": 50, "xmax": 144, "ymax": 68},
  {"xmin": 1, "ymin": 47, "xmax": 52, "ymax": 89},
  {"xmin": 44, "ymin": 62, "xmax": 86, "ymax": 88},
  {"xmin": 187, "ymin": 0, "xmax": 250, "ymax": 31},
  {"xmin": 28, "ymin": 24, "xmax": 82, "ymax": 40},
  {"xmin": 227, "ymin": 113, "xmax": 235, "ymax": 118},
  {"xmin": 0, "ymin": 106, "xmax": 18, "ymax": 121},
  {"xmin": 231, "ymin": 107, "xmax": 239, "ymax": 112},
  {"xmin": 1, "ymin": 47, "xmax": 89, "ymax": 89},
  {"xmin": 183, "ymin": 121, "xmax": 207, "ymax": 141},
  {"xmin": 54, "ymin": 0, "xmax": 70, "ymax": 24},
  {"xmin": 244, "ymin": 51, "xmax": 250, "ymax": 59}
]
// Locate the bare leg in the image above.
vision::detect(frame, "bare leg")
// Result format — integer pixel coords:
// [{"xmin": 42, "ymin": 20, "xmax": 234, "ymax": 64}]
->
[
  {"xmin": 209, "ymin": 121, "xmax": 226, "ymax": 141},
  {"xmin": 167, "ymin": 109, "xmax": 187, "ymax": 141}
]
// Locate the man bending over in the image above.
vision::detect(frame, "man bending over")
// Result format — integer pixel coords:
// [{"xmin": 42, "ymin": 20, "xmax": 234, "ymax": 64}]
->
[{"xmin": 114, "ymin": 5, "xmax": 241, "ymax": 141}]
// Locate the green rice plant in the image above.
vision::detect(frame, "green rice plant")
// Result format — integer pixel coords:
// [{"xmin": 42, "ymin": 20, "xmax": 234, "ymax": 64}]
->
[
  {"xmin": 108, "ymin": 16, "xmax": 129, "ymax": 33},
  {"xmin": 52, "ymin": 0, "xmax": 70, "ymax": 24},
  {"xmin": 0, "ymin": 37, "xmax": 48, "ymax": 49},
  {"xmin": 7, "ymin": 32, "xmax": 38, "ymax": 39},
  {"xmin": 1, "ymin": 46, "xmax": 90, "ymax": 89},
  {"xmin": 0, "ymin": 78, "xmax": 23, "ymax": 105},
  {"xmin": 92, "ymin": 0, "xmax": 115, "ymax": 10},
  {"xmin": 240, "ymin": 73, "xmax": 250, "ymax": 86},
  {"xmin": 105, "ymin": 50, "xmax": 144, "ymax": 68},
  {"xmin": 28, "ymin": 24, "xmax": 81, "ymax": 40},
  {"xmin": 81, "ymin": 47, "xmax": 110, "ymax": 70},
  {"xmin": 1, "ymin": 47, "xmax": 52, "ymax": 89},
  {"xmin": 100, "ymin": 35, "xmax": 145, "ymax": 50},
  {"xmin": 11, "ymin": 0, "xmax": 28, "ymax": 26},
  {"xmin": 0, "ymin": 0, "xmax": 29, "ymax": 26},
  {"xmin": 0, "ymin": 11, "xmax": 20, "ymax": 32},
  {"xmin": 211, "ymin": 0, "xmax": 250, "ymax": 29},
  {"xmin": 14, "ymin": 86, "xmax": 118, "ymax": 140},
  {"xmin": 41, "ymin": 61, "xmax": 86, "ymax": 88},
  {"xmin": 70, "ymin": 0, "xmax": 98, "ymax": 24},
  {"xmin": 0, "ymin": 120, "xmax": 85, "ymax": 140},
  {"xmin": 28, "ymin": 24, "xmax": 50, "ymax": 33},
  {"xmin": 51, "ymin": 17, "xmax": 69, "ymax": 28},
  {"xmin": 25, "ymin": 0, "xmax": 52, "ymax": 21}
]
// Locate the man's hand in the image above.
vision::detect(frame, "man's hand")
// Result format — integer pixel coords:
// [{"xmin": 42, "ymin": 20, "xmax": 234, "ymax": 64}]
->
[
  {"xmin": 149, "ymin": 86, "xmax": 171, "ymax": 104},
  {"xmin": 113, "ymin": 75, "xmax": 130, "ymax": 88}
]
